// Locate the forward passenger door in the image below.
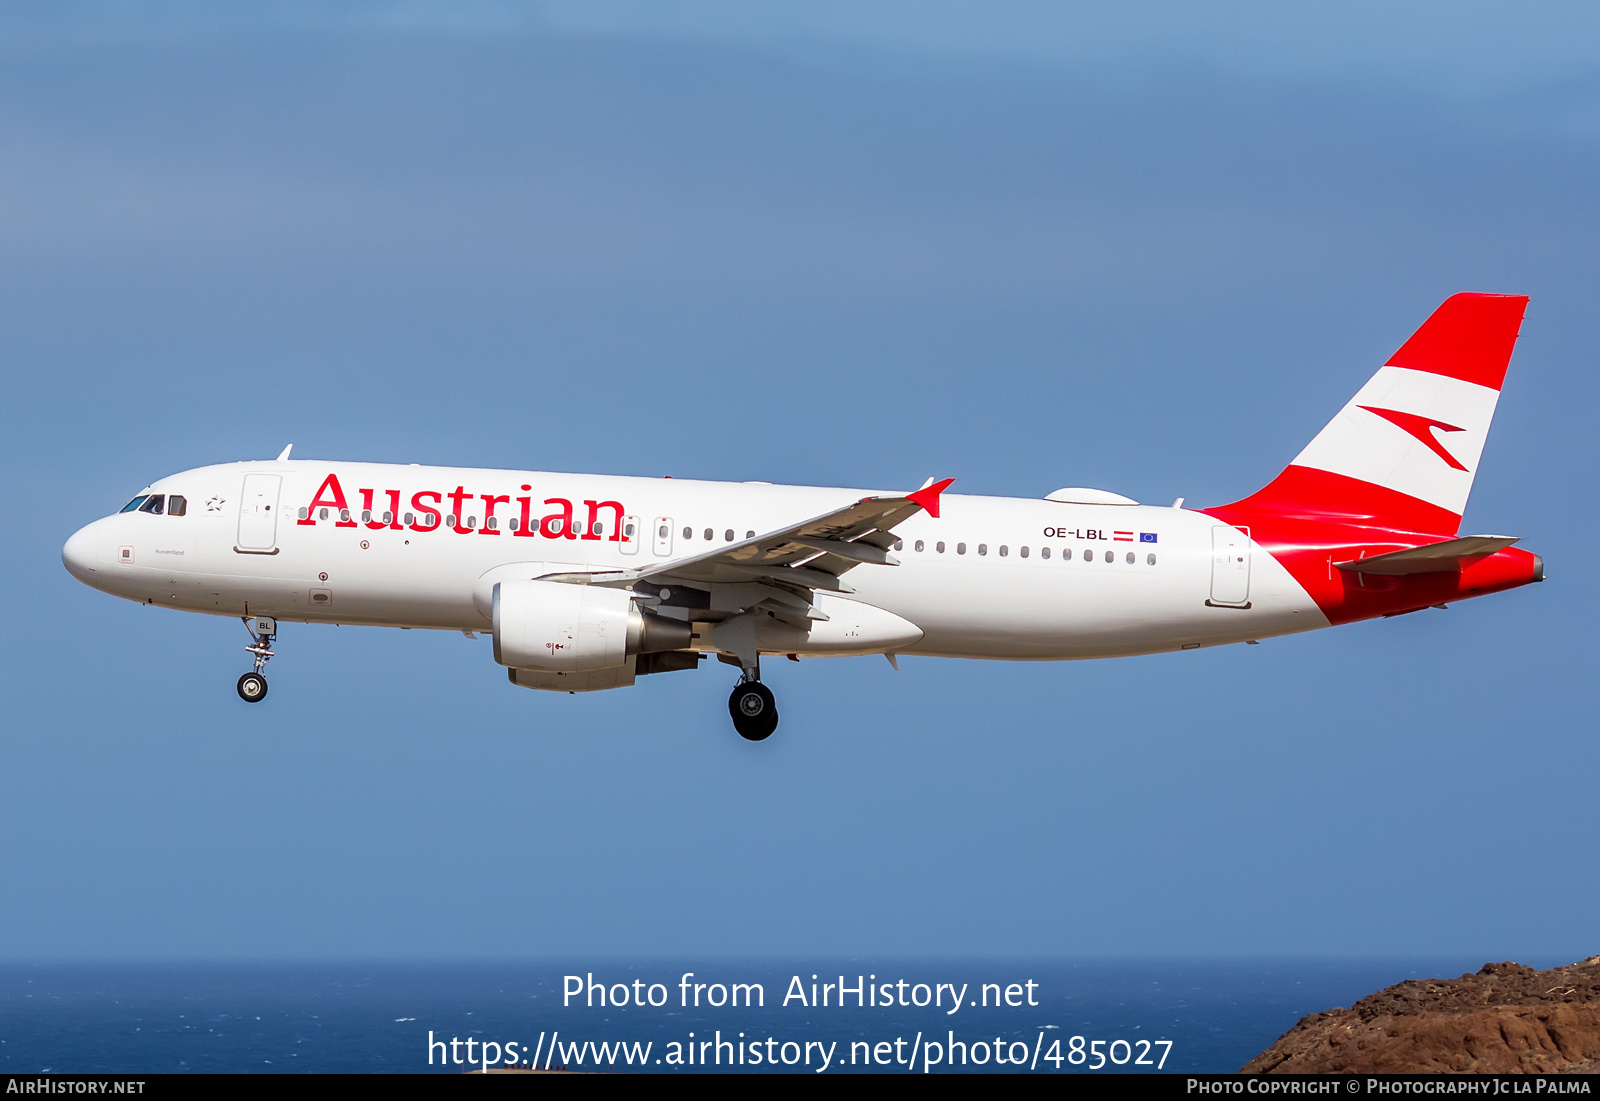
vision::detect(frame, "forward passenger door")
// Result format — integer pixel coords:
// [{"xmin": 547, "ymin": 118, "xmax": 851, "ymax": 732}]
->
[{"xmin": 236, "ymin": 474, "xmax": 282, "ymax": 554}]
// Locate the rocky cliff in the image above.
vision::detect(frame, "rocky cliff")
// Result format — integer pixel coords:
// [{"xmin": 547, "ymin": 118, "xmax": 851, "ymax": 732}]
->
[{"xmin": 1243, "ymin": 958, "xmax": 1600, "ymax": 1073}]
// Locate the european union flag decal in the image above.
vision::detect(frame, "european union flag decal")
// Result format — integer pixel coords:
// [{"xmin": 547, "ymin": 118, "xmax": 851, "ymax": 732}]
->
[{"xmin": 1140, "ymin": 532, "xmax": 1158, "ymax": 543}]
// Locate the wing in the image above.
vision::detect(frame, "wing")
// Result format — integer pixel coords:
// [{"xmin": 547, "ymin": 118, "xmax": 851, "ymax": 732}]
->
[{"xmin": 537, "ymin": 478, "xmax": 953, "ymax": 627}]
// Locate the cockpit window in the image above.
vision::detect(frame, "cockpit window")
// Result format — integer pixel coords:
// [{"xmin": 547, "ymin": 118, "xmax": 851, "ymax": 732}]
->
[
  {"xmin": 167, "ymin": 495, "xmax": 187, "ymax": 517},
  {"xmin": 137, "ymin": 494, "xmax": 166, "ymax": 515},
  {"xmin": 119, "ymin": 495, "xmax": 149, "ymax": 513}
]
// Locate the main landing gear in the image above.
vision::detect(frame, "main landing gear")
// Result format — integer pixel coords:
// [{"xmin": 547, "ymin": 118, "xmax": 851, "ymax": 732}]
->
[
  {"xmin": 237, "ymin": 616, "xmax": 276, "ymax": 704},
  {"xmin": 728, "ymin": 674, "xmax": 779, "ymax": 742}
]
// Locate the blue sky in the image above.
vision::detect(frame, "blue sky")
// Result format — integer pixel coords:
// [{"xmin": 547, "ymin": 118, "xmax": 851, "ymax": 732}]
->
[{"xmin": 1, "ymin": 2, "xmax": 1596, "ymax": 961}]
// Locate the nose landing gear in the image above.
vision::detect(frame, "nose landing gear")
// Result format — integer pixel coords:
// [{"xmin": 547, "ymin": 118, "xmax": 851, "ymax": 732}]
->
[
  {"xmin": 238, "ymin": 616, "xmax": 276, "ymax": 703},
  {"xmin": 728, "ymin": 676, "xmax": 778, "ymax": 741}
]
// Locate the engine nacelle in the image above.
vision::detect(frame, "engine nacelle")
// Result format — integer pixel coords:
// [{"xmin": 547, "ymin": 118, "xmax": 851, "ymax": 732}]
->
[{"xmin": 492, "ymin": 579, "xmax": 690, "ymax": 671}]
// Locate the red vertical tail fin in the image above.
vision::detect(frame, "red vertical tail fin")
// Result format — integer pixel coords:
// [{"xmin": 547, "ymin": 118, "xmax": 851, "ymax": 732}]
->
[{"xmin": 1220, "ymin": 293, "xmax": 1527, "ymax": 534}]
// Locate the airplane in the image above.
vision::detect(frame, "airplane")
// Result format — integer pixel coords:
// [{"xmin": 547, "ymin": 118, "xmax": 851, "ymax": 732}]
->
[{"xmin": 62, "ymin": 293, "xmax": 1542, "ymax": 741}]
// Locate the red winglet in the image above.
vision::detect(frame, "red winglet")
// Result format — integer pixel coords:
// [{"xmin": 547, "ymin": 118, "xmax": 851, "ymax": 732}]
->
[{"xmin": 906, "ymin": 477, "xmax": 955, "ymax": 519}]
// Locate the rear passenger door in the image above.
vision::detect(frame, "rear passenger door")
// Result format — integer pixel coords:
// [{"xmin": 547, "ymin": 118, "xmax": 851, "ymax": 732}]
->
[{"xmin": 1208, "ymin": 525, "xmax": 1251, "ymax": 607}]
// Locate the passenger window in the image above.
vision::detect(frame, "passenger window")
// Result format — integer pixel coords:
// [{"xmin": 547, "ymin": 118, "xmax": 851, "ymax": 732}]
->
[
  {"xmin": 321, "ymin": 508, "xmax": 331, "ymax": 521},
  {"xmin": 467, "ymin": 516, "xmax": 478, "ymax": 530},
  {"xmin": 1063, "ymin": 548, "xmax": 1072, "ymax": 561},
  {"xmin": 572, "ymin": 521, "xmax": 584, "ymax": 535},
  {"xmin": 339, "ymin": 508, "xmax": 351, "ymax": 522},
  {"xmin": 361, "ymin": 509, "xmax": 372, "ymax": 523},
  {"xmin": 894, "ymin": 540, "xmax": 903, "ymax": 551},
  {"xmin": 594, "ymin": 522, "xmax": 604, "ymax": 536},
  {"xmin": 662, "ymin": 525, "xmax": 671, "ymax": 539},
  {"xmin": 746, "ymin": 531, "xmax": 755, "ymax": 539},
  {"xmin": 936, "ymin": 541, "xmax": 945, "ymax": 553},
  {"xmin": 978, "ymin": 544, "xmax": 987, "ymax": 556},
  {"xmin": 298, "ymin": 507, "xmax": 308, "ymax": 520},
  {"xmin": 957, "ymin": 543, "xmax": 966, "ymax": 555},
  {"xmin": 1104, "ymin": 550, "xmax": 1114, "ymax": 563},
  {"xmin": 487, "ymin": 517, "xmax": 499, "ymax": 530},
  {"xmin": 382, "ymin": 511, "xmax": 392, "ymax": 524},
  {"xmin": 998, "ymin": 545, "xmax": 1008, "ymax": 557},
  {"xmin": 446, "ymin": 514, "xmax": 457, "ymax": 527},
  {"xmin": 625, "ymin": 523, "xmax": 636, "ymax": 538},
  {"xmin": 725, "ymin": 529, "xmax": 734, "ymax": 542},
  {"xmin": 682, "ymin": 526, "xmax": 692, "ymax": 540},
  {"xmin": 404, "ymin": 512, "xmax": 415, "ymax": 526},
  {"xmin": 1019, "ymin": 546, "xmax": 1029, "ymax": 558},
  {"xmin": 1147, "ymin": 553, "xmax": 1157, "ymax": 565},
  {"xmin": 1040, "ymin": 546, "xmax": 1049, "ymax": 559},
  {"xmin": 704, "ymin": 528, "xmax": 713, "ymax": 541},
  {"xmin": 167, "ymin": 495, "xmax": 187, "ymax": 517},
  {"xmin": 914, "ymin": 539, "xmax": 924, "ymax": 552},
  {"xmin": 138, "ymin": 494, "xmax": 165, "ymax": 515},
  {"xmin": 1125, "ymin": 552, "xmax": 1134, "ymax": 564},
  {"xmin": 1083, "ymin": 547, "xmax": 1092, "ymax": 560},
  {"xmin": 120, "ymin": 496, "xmax": 149, "ymax": 513}
]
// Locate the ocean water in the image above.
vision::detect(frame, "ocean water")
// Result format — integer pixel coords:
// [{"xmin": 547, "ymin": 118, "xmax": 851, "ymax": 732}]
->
[{"xmin": 0, "ymin": 960, "xmax": 1486, "ymax": 1074}]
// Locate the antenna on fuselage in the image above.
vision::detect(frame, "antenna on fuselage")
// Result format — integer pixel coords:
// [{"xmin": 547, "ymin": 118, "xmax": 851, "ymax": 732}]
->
[{"xmin": 276, "ymin": 444, "xmax": 293, "ymax": 461}]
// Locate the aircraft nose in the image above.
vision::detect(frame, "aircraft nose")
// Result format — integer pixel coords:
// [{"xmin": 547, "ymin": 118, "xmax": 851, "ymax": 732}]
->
[{"xmin": 62, "ymin": 522, "xmax": 103, "ymax": 582}]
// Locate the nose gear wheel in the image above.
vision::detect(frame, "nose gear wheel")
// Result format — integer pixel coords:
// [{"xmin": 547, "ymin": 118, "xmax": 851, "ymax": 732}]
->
[{"xmin": 237, "ymin": 672, "xmax": 268, "ymax": 702}]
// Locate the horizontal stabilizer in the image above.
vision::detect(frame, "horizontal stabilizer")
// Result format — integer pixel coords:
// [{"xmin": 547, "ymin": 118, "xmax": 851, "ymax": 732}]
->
[{"xmin": 1334, "ymin": 535, "xmax": 1519, "ymax": 576}]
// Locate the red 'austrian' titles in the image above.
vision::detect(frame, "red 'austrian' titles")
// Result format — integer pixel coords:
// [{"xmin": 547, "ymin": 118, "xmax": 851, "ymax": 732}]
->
[{"xmin": 295, "ymin": 472, "xmax": 627, "ymax": 540}]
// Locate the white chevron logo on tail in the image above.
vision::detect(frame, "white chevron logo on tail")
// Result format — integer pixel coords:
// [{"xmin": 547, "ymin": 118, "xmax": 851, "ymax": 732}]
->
[{"xmin": 1292, "ymin": 364, "xmax": 1500, "ymax": 515}]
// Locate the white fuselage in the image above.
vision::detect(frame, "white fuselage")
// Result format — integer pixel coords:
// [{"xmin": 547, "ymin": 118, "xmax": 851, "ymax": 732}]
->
[{"xmin": 62, "ymin": 460, "xmax": 1327, "ymax": 661}]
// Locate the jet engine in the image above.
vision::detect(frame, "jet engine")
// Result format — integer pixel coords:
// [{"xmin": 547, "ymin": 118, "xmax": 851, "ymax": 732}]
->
[{"xmin": 491, "ymin": 578, "xmax": 690, "ymax": 672}]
